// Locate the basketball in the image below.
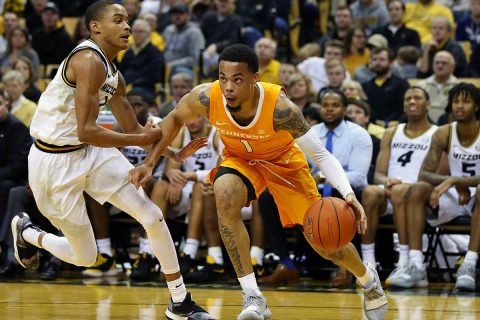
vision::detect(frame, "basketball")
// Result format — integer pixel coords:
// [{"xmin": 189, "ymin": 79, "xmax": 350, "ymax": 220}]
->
[{"xmin": 303, "ymin": 197, "xmax": 356, "ymax": 251}]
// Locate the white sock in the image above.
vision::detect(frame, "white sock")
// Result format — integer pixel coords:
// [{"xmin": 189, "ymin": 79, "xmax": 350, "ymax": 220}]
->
[
  {"xmin": 398, "ymin": 244, "xmax": 409, "ymax": 268},
  {"xmin": 208, "ymin": 246, "xmax": 223, "ymax": 265},
  {"xmin": 22, "ymin": 227, "xmax": 42, "ymax": 247},
  {"xmin": 238, "ymin": 273, "xmax": 261, "ymax": 295},
  {"xmin": 250, "ymin": 246, "xmax": 264, "ymax": 266},
  {"xmin": 96, "ymin": 238, "xmax": 112, "ymax": 257},
  {"xmin": 409, "ymin": 250, "xmax": 425, "ymax": 270},
  {"xmin": 361, "ymin": 243, "xmax": 376, "ymax": 265},
  {"xmin": 464, "ymin": 251, "xmax": 479, "ymax": 265},
  {"xmin": 357, "ymin": 267, "xmax": 375, "ymax": 289},
  {"xmin": 166, "ymin": 276, "xmax": 187, "ymax": 303},
  {"xmin": 182, "ymin": 238, "xmax": 199, "ymax": 259}
]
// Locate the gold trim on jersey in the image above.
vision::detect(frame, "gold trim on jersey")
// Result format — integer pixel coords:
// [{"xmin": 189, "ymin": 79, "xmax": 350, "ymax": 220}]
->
[
  {"xmin": 456, "ymin": 121, "xmax": 480, "ymax": 148},
  {"xmin": 403, "ymin": 123, "xmax": 433, "ymax": 139},
  {"xmin": 34, "ymin": 140, "xmax": 85, "ymax": 153},
  {"xmin": 87, "ymin": 39, "xmax": 118, "ymax": 76},
  {"xmin": 447, "ymin": 123, "xmax": 452, "ymax": 153}
]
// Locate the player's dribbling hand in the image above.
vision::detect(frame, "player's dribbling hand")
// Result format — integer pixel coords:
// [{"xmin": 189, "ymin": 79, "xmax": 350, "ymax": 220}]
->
[
  {"xmin": 128, "ymin": 164, "xmax": 153, "ymax": 189},
  {"xmin": 345, "ymin": 193, "xmax": 367, "ymax": 235},
  {"xmin": 142, "ymin": 122, "xmax": 163, "ymax": 145}
]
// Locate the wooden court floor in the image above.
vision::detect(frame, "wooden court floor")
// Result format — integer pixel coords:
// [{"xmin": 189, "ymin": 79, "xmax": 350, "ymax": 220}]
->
[{"xmin": 1, "ymin": 279, "xmax": 479, "ymax": 319}]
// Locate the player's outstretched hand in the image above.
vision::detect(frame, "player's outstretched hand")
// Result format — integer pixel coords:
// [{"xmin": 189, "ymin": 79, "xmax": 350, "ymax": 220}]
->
[
  {"xmin": 169, "ymin": 137, "xmax": 209, "ymax": 162},
  {"xmin": 128, "ymin": 164, "xmax": 153, "ymax": 189},
  {"xmin": 345, "ymin": 193, "xmax": 367, "ymax": 235},
  {"xmin": 142, "ymin": 122, "xmax": 163, "ymax": 145}
]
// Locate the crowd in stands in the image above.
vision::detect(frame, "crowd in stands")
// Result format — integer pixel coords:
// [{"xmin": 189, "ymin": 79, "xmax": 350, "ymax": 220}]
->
[{"xmin": 0, "ymin": 0, "xmax": 480, "ymax": 294}]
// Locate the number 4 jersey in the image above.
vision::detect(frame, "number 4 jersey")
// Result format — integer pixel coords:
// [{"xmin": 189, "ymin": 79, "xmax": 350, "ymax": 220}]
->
[
  {"xmin": 448, "ymin": 121, "xmax": 480, "ymax": 178},
  {"xmin": 388, "ymin": 123, "xmax": 438, "ymax": 183}
]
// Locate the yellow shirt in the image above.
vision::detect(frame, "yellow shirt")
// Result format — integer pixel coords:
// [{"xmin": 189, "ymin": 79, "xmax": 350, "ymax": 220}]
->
[
  {"xmin": 117, "ymin": 31, "xmax": 165, "ymax": 62},
  {"xmin": 367, "ymin": 122, "xmax": 385, "ymax": 140},
  {"xmin": 12, "ymin": 98, "xmax": 37, "ymax": 127},
  {"xmin": 344, "ymin": 50, "xmax": 370, "ymax": 76},
  {"xmin": 404, "ymin": 2, "xmax": 454, "ymax": 44},
  {"xmin": 259, "ymin": 59, "xmax": 281, "ymax": 85}
]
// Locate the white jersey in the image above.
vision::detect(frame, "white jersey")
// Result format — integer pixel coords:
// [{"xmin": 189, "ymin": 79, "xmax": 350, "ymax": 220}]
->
[
  {"xmin": 30, "ymin": 39, "xmax": 119, "ymax": 146},
  {"xmin": 183, "ymin": 126, "xmax": 219, "ymax": 172},
  {"xmin": 387, "ymin": 123, "xmax": 438, "ymax": 183},
  {"xmin": 448, "ymin": 121, "xmax": 480, "ymax": 178}
]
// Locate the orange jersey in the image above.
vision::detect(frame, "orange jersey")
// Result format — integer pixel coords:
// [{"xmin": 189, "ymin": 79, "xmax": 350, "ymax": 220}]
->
[
  {"xmin": 208, "ymin": 81, "xmax": 294, "ymax": 161},
  {"xmin": 208, "ymin": 81, "xmax": 320, "ymax": 227}
]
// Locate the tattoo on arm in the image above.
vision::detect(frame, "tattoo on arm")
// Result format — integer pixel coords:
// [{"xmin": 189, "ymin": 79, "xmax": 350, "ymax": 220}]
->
[
  {"xmin": 419, "ymin": 130, "xmax": 450, "ymax": 185},
  {"xmin": 199, "ymin": 90, "xmax": 210, "ymax": 107},
  {"xmin": 273, "ymin": 93, "xmax": 310, "ymax": 138},
  {"xmin": 218, "ymin": 222, "xmax": 244, "ymax": 275}
]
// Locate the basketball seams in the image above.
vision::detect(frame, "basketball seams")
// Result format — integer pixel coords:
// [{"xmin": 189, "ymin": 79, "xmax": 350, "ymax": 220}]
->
[
  {"xmin": 328, "ymin": 198, "xmax": 341, "ymax": 250},
  {"xmin": 317, "ymin": 199, "xmax": 325, "ymax": 249}
]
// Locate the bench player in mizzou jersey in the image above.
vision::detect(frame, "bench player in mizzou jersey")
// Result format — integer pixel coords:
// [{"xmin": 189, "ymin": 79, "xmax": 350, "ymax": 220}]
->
[
  {"xmin": 130, "ymin": 44, "xmax": 388, "ymax": 320},
  {"xmin": 404, "ymin": 83, "xmax": 480, "ymax": 291},
  {"xmin": 11, "ymin": 3, "xmax": 212, "ymax": 319}
]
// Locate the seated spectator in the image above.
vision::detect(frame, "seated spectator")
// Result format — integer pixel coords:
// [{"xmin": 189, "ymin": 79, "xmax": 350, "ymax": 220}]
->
[
  {"xmin": 118, "ymin": 19, "xmax": 165, "ymax": 97},
  {"xmin": 346, "ymin": 98, "xmax": 385, "ymax": 140},
  {"xmin": 404, "ymin": 0, "xmax": 454, "ymax": 44},
  {"xmin": 343, "ymin": 27, "xmax": 370, "ymax": 76},
  {"xmin": 361, "ymin": 48, "xmax": 410, "ymax": 126},
  {"xmin": 0, "ymin": 12, "xmax": 19, "ymax": 57},
  {"xmin": 417, "ymin": 51, "xmax": 459, "ymax": 123},
  {"xmin": 319, "ymin": 6, "xmax": 353, "ymax": 54},
  {"xmin": 297, "ymin": 40, "xmax": 350, "ymax": 93},
  {"xmin": 353, "ymin": 33, "xmax": 392, "ymax": 83},
  {"xmin": 456, "ymin": 0, "xmax": 480, "ymax": 57},
  {"xmin": 371, "ymin": 0, "xmax": 421, "ymax": 54},
  {"xmin": 0, "ymin": 88, "xmax": 32, "ymax": 239},
  {"xmin": 341, "ymin": 79, "xmax": 368, "ymax": 101},
  {"xmin": 469, "ymin": 44, "xmax": 480, "ymax": 76},
  {"xmin": 235, "ymin": 0, "xmax": 276, "ymax": 48},
  {"xmin": 418, "ymin": 16, "xmax": 468, "ymax": 78},
  {"xmin": 395, "ymin": 45, "xmax": 421, "ymax": 79},
  {"xmin": 398, "ymin": 83, "xmax": 480, "ymax": 291},
  {"xmin": 285, "ymin": 72, "xmax": 319, "ymax": 112},
  {"xmin": 318, "ymin": 59, "xmax": 347, "ymax": 101},
  {"xmin": 32, "ymin": 2, "xmax": 75, "ymax": 66},
  {"xmin": 278, "ymin": 62, "xmax": 296, "ymax": 88},
  {"xmin": 297, "ymin": 42, "xmax": 321, "ymax": 62},
  {"xmin": 158, "ymin": 72, "xmax": 194, "ymax": 118},
  {"xmin": 163, "ymin": 4, "xmax": 205, "ymax": 77},
  {"xmin": 201, "ymin": 0, "xmax": 242, "ymax": 77},
  {"xmin": 72, "ymin": 16, "xmax": 90, "ymax": 45},
  {"xmin": 13, "ymin": 57, "xmax": 42, "ymax": 103},
  {"xmin": 26, "ymin": 0, "xmax": 47, "ymax": 35},
  {"xmin": 345, "ymin": 99, "xmax": 382, "ymax": 184},
  {"xmin": 3, "ymin": 70, "xmax": 37, "ymax": 127},
  {"xmin": 255, "ymin": 37, "xmax": 281, "ymax": 85},
  {"xmin": 360, "ymin": 87, "xmax": 438, "ymax": 282},
  {"xmin": 351, "ymin": 0, "xmax": 390, "ymax": 34},
  {"xmin": 0, "ymin": 26, "xmax": 41, "ymax": 80}
]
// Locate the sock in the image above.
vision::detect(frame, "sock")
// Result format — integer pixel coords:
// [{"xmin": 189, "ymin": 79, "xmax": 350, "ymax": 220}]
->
[
  {"xmin": 139, "ymin": 237, "xmax": 154, "ymax": 256},
  {"xmin": 208, "ymin": 246, "xmax": 223, "ymax": 265},
  {"xmin": 361, "ymin": 243, "xmax": 376, "ymax": 265},
  {"xmin": 464, "ymin": 251, "xmax": 479, "ymax": 265},
  {"xmin": 280, "ymin": 257, "xmax": 296, "ymax": 270},
  {"xmin": 357, "ymin": 267, "xmax": 375, "ymax": 289},
  {"xmin": 409, "ymin": 250, "xmax": 425, "ymax": 270},
  {"xmin": 96, "ymin": 238, "xmax": 112, "ymax": 257},
  {"xmin": 22, "ymin": 226, "xmax": 43, "ymax": 247},
  {"xmin": 398, "ymin": 244, "xmax": 409, "ymax": 268},
  {"xmin": 250, "ymin": 246, "xmax": 264, "ymax": 266},
  {"xmin": 238, "ymin": 273, "xmax": 261, "ymax": 295},
  {"xmin": 182, "ymin": 238, "xmax": 199, "ymax": 259},
  {"xmin": 166, "ymin": 276, "xmax": 187, "ymax": 303}
]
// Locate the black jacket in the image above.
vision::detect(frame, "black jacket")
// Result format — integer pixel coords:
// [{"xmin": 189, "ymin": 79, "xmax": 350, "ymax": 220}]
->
[
  {"xmin": 372, "ymin": 24, "xmax": 421, "ymax": 53},
  {"xmin": 0, "ymin": 114, "xmax": 32, "ymax": 183},
  {"xmin": 32, "ymin": 26, "xmax": 75, "ymax": 65}
]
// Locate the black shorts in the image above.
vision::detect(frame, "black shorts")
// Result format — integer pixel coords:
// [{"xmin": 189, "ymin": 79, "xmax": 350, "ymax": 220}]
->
[{"xmin": 213, "ymin": 166, "xmax": 256, "ymax": 204}]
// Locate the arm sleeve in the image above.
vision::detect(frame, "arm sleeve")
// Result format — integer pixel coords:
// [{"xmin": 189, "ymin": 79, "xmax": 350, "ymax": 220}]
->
[{"xmin": 295, "ymin": 128, "xmax": 354, "ymax": 198}]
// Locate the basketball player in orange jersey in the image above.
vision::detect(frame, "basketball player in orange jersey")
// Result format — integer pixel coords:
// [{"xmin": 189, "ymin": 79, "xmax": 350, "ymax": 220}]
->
[{"xmin": 130, "ymin": 44, "xmax": 388, "ymax": 320}]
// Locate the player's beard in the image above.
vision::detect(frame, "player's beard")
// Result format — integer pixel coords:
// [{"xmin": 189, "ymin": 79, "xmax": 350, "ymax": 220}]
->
[{"xmin": 226, "ymin": 104, "xmax": 242, "ymax": 113}]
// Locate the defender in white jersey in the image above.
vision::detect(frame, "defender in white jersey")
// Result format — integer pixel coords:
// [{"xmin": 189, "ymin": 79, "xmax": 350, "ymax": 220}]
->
[
  {"xmin": 360, "ymin": 87, "xmax": 437, "ymax": 280},
  {"xmin": 10, "ymin": 3, "xmax": 212, "ymax": 319},
  {"xmin": 403, "ymin": 83, "xmax": 480, "ymax": 291}
]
